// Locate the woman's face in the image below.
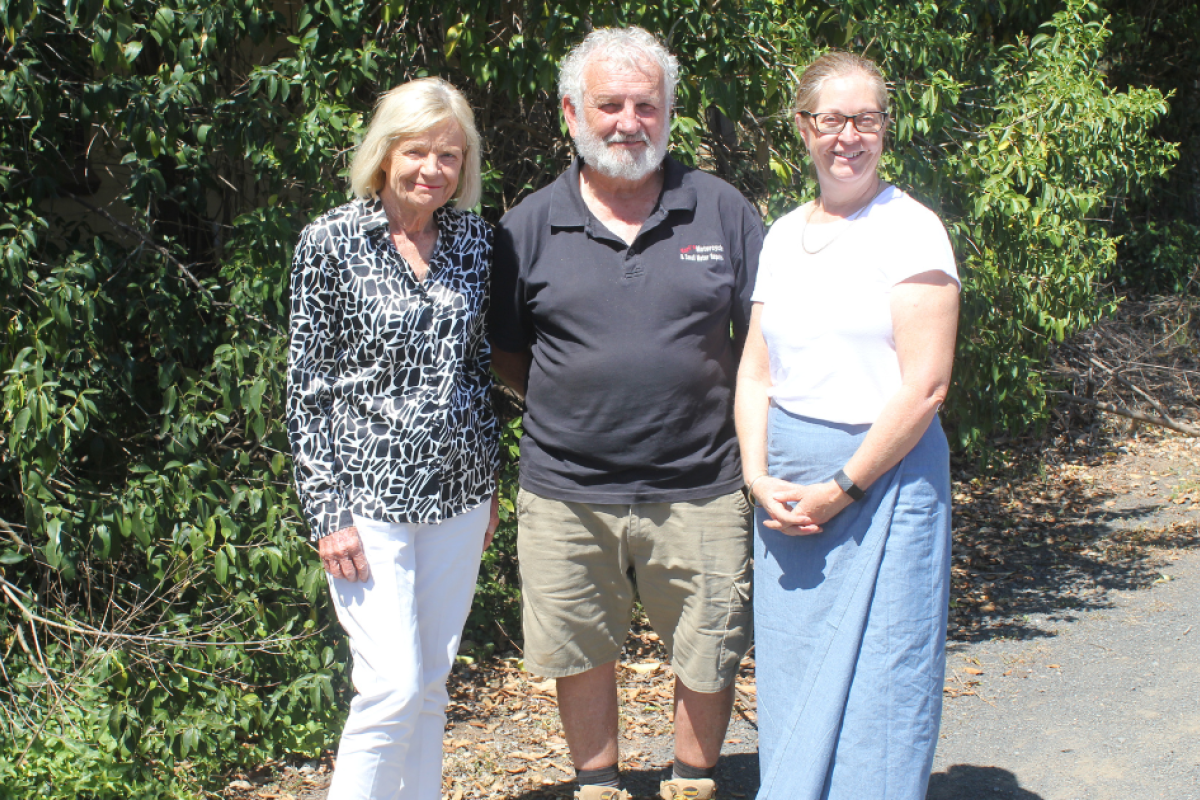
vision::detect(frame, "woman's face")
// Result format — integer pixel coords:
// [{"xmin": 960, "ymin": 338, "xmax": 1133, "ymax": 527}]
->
[
  {"xmin": 797, "ymin": 73, "xmax": 886, "ymax": 195},
  {"xmin": 379, "ymin": 120, "xmax": 466, "ymax": 218}
]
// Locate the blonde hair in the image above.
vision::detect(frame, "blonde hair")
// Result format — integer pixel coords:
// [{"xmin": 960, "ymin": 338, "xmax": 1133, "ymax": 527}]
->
[
  {"xmin": 348, "ymin": 77, "xmax": 482, "ymax": 209},
  {"xmin": 793, "ymin": 51, "xmax": 889, "ymax": 117}
]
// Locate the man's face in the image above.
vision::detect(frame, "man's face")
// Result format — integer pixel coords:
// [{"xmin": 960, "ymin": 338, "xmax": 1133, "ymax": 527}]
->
[{"xmin": 565, "ymin": 55, "xmax": 670, "ymax": 182}]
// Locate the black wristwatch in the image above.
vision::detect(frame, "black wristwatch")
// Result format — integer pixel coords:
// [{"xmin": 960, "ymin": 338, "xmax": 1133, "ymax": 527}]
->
[{"xmin": 833, "ymin": 469, "xmax": 865, "ymax": 502}]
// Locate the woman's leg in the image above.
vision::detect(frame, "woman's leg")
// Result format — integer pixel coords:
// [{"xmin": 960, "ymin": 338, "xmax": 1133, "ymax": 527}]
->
[
  {"xmin": 326, "ymin": 516, "xmax": 424, "ymax": 800},
  {"xmin": 327, "ymin": 504, "xmax": 487, "ymax": 800},
  {"xmin": 402, "ymin": 502, "xmax": 489, "ymax": 799}
]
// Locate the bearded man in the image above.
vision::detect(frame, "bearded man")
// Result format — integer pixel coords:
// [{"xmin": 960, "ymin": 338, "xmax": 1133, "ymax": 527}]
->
[{"xmin": 488, "ymin": 26, "xmax": 763, "ymax": 800}]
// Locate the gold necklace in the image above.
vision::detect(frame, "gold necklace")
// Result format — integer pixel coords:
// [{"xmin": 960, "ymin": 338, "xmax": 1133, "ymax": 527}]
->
[{"xmin": 799, "ymin": 183, "xmax": 888, "ymax": 255}]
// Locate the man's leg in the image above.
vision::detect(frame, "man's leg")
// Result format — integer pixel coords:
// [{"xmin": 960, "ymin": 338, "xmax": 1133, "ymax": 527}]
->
[
  {"xmin": 630, "ymin": 489, "xmax": 753, "ymax": 797},
  {"xmin": 557, "ymin": 661, "xmax": 620, "ymax": 770},
  {"xmin": 515, "ymin": 489, "xmax": 634, "ymax": 794},
  {"xmin": 673, "ymin": 679, "xmax": 735, "ymax": 769}
]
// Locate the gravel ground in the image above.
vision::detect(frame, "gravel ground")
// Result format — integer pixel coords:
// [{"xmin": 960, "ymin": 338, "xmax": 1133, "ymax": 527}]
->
[{"xmin": 225, "ymin": 429, "xmax": 1199, "ymax": 800}]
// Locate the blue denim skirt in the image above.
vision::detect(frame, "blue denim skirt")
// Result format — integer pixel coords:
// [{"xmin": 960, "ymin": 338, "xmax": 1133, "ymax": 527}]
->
[{"xmin": 754, "ymin": 405, "xmax": 951, "ymax": 800}]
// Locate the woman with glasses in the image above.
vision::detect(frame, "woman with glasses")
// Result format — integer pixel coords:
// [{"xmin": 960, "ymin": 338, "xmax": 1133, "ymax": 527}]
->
[{"xmin": 735, "ymin": 52, "xmax": 960, "ymax": 799}]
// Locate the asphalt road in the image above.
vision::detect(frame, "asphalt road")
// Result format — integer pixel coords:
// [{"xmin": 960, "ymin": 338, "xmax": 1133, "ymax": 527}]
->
[{"xmin": 930, "ymin": 529, "xmax": 1200, "ymax": 800}]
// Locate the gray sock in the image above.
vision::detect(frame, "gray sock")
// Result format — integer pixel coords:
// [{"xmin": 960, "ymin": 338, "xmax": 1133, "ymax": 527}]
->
[
  {"xmin": 577, "ymin": 764, "xmax": 622, "ymax": 789},
  {"xmin": 671, "ymin": 757, "xmax": 716, "ymax": 781}
]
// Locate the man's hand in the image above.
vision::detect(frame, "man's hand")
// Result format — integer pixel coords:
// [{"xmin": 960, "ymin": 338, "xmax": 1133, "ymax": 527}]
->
[
  {"xmin": 484, "ymin": 493, "xmax": 500, "ymax": 552},
  {"xmin": 319, "ymin": 526, "xmax": 371, "ymax": 582}
]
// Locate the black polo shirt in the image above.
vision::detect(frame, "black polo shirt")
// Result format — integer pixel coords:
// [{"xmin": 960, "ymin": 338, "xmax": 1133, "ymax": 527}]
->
[{"xmin": 489, "ymin": 156, "xmax": 763, "ymax": 504}]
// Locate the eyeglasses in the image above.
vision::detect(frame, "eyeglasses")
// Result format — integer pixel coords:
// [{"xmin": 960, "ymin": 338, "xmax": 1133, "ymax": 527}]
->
[{"xmin": 799, "ymin": 110, "xmax": 889, "ymax": 134}]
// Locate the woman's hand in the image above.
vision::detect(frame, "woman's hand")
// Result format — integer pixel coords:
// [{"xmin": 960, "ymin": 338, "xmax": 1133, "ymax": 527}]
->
[
  {"xmin": 484, "ymin": 493, "xmax": 500, "ymax": 552},
  {"xmin": 753, "ymin": 477, "xmax": 854, "ymax": 536},
  {"xmin": 319, "ymin": 526, "xmax": 371, "ymax": 583},
  {"xmin": 752, "ymin": 476, "xmax": 824, "ymax": 536},
  {"xmin": 766, "ymin": 480, "xmax": 854, "ymax": 535}
]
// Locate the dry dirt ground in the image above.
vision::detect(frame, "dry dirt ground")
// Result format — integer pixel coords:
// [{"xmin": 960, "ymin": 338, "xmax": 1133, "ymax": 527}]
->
[{"xmin": 223, "ymin": 424, "xmax": 1199, "ymax": 800}]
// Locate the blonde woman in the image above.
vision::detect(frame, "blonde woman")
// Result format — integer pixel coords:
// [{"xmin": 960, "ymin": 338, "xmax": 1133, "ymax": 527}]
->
[{"xmin": 287, "ymin": 78, "xmax": 499, "ymax": 800}]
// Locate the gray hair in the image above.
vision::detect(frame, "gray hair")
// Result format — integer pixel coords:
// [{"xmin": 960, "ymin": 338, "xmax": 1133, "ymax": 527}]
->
[
  {"xmin": 793, "ymin": 51, "xmax": 889, "ymax": 117},
  {"xmin": 558, "ymin": 27, "xmax": 680, "ymax": 114},
  {"xmin": 348, "ymin": 77, "xmax": 482, "ymax": 209}
]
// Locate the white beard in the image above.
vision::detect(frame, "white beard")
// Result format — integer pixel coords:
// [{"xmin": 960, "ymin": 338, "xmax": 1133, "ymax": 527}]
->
[{"xmin": 574, "ymin": 122, "xmax": 669, "ymax": 182}]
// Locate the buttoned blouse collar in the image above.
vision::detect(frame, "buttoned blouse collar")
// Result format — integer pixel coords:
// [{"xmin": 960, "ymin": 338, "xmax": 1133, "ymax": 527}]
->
[{"xmin": 357, "ymin": 195, "xmax": 461, "ymax": 276}]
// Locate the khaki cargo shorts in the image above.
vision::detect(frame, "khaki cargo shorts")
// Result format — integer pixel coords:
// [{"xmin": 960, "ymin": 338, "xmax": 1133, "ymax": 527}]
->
[{"xmin": 516, "ymin": 487, "xmax": 753, "ymax": 693}]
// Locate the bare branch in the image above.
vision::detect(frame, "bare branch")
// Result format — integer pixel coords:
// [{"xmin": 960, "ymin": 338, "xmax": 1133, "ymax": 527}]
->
[
  {"xmin": 1048, "ymin": 391, "xmax": 1200, "ymax": 436},
  {"xmin": 1, "ymin": 576, "xmax": 317, "ymax": 651}
]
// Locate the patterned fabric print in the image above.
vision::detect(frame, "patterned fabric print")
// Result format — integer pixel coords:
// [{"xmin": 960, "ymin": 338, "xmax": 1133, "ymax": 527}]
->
[{"xmin": 287, "ymin": 198, "xmax": 498, "ymax": 540}]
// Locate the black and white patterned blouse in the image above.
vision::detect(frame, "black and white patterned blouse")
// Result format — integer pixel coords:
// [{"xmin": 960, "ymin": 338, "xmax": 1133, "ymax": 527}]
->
[{"xmin": 287, "ymin": 197, "xmax": 498, "ymax": 540}]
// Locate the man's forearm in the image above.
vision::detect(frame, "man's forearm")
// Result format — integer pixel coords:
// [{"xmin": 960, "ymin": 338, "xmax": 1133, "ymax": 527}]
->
[{"xmin": 491, "ymin": 347, "xmax": 532, "ymax": 399}]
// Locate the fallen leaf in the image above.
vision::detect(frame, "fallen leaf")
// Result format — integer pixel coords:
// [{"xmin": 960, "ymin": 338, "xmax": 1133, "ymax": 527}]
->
[
  {"xmin": 627, "ymin": 661, "xmax": 661, "ymax": 674},
  {"xmin": 510, "ymin": 751, "xmax": 551, "ymax": 761},
  {"xmin": 505, "ymin": 765, "xmax": 527, "ymax": 774},
  {"xmin": 529, "ymin": 678, "xmax": 557, "ymax": 694},
  {"xmin": 963, "ymin": 667, "xmax": 984, "ymax": 675},
  {"xmin": 1048, "ymin": 664, "xmax": 1061, "ymax": 669}
]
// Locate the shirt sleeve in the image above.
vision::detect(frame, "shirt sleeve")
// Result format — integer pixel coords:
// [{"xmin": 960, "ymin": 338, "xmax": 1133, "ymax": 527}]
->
[
  {"xmin": 471, "ymin": 221, "xmax": 502, "ymax": 476},
  {"xmin": 730, "ymin": 196, "xmax": 765, "ymax": 346},
  {"xmin": 487, "ymin": 217, "xmax": 533, "ymax": 353},
  {"xmin": 882, "ymin": 200, "xmax": 960, "ymax": 289},
  {"xmin": 286, "ymin": 225, "xmax": 355, "ymax": 541}
]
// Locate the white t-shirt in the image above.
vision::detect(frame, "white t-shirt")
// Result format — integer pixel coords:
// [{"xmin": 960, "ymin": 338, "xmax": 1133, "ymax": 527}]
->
[{"xmin": 752, "ymin": 186, "xmax": 959, "ymax": 425}]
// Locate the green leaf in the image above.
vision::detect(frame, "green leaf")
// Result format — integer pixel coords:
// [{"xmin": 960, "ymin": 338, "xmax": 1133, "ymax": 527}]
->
[
  {"xmin": 214, "ymin": 548, "xmax": 228, "ymax": 584},
  {"xmin": 0, "ymin": 549, "xmax": 28, "ymax": 564}
]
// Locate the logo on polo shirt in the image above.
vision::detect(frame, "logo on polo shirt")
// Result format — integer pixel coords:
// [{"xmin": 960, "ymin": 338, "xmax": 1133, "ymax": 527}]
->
[{"xmin": 679, "ymin": 244, "xmax": 725, "ymax": 262}]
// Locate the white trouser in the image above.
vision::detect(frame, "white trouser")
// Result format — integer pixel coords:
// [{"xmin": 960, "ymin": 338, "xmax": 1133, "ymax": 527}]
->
[{"xmin": 326, "ymin": 502, "xmax": 488, "ymax": 800}]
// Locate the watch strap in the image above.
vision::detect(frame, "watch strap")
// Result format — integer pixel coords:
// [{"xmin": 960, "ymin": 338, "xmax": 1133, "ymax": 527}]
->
[{"xmin": 833, "ymin": 469, "xmax": 865, "ymax": 501}]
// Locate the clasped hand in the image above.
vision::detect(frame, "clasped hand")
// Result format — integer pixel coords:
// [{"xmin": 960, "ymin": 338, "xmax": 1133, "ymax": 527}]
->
[{"xmin": 751, "ymin": 477, "xmax": 853, "ymax": 536}]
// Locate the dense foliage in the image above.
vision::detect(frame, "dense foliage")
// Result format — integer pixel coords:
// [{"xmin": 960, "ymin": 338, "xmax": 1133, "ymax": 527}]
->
[
  {"xmin": 0, "ymin": 0, "xmax": 1185, "ymax": 796},
  {"xmin": 1105, "ymin": 0, "xmax": 1200, "ymax": 294}
]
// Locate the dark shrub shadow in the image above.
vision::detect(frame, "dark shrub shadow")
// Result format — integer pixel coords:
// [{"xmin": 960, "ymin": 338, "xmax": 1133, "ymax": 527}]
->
[
  {"xmin": 926, "ymin": 764, "xmax": 1046, "ymax": 799},
  {"xmin": 945, "ymin": 472, "xmax": 1200, "ymax": 645}
]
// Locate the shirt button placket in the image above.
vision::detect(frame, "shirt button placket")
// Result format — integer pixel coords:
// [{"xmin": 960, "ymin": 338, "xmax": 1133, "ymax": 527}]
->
[
  {"xmin": 412, "ymin": 286, "xmax": 443, "ymax": 521},
  {"xmin": 422, "ymin": 287, "xmax": 452, "ymax": 521}
]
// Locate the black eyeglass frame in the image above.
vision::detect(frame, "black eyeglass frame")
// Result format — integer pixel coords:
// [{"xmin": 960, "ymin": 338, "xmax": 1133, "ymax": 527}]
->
[{"xmin": 798, "ymin": 110, "xmax": 890, "ymax": 134}]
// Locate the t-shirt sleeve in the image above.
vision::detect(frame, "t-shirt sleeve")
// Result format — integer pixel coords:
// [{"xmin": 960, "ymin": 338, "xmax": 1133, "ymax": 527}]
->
[
  {"xmin": 882, "ymin": 201, "xmax": 960, "ymax": 289},
  {"xmin": 732, "ymin": 199, "xmax": 765, "ymax": 343},
  {"xmin": 487, "ymin": 218, "xmax": 532, "ymax": 353}
]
